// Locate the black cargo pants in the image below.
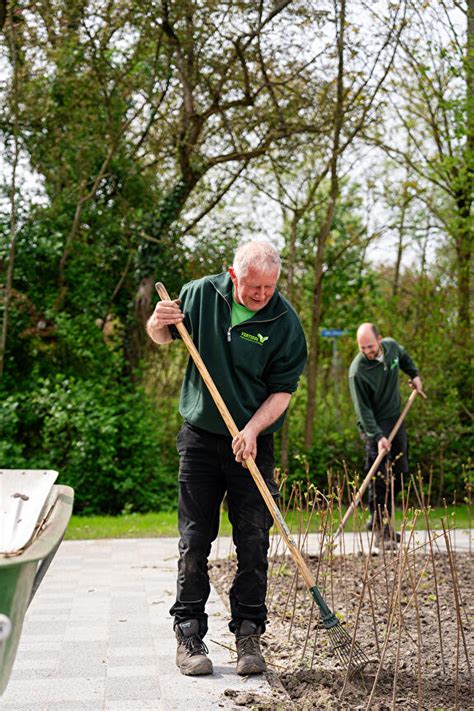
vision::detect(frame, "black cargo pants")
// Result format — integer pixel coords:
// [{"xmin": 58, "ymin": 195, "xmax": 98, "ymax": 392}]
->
[
  {"xmin": 364, "ymin": 419, "xmax": 409, "ymax": 527},
  {"xmin": 169, "ymin": 422, "xmax": 278, "ymax": 638}
]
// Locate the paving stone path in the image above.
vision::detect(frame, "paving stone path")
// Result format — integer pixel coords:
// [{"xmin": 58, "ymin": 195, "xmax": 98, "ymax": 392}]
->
[
  {"xmin": 1, "ymin": 529, "xmax": 471, "ymax": 710},
  {"xmin": 0, "ymin": 538, "xmax": 271, "ymax": 710}
]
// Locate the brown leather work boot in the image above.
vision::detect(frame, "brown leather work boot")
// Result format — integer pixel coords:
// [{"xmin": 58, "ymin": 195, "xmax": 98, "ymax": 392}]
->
[
  {"xmin": 235, "ymin": 620, "xmax": 267, "ymax": 676},
  {"xmin": 175, "ymin": 619, "xmax": 213, "ymax": 676}
]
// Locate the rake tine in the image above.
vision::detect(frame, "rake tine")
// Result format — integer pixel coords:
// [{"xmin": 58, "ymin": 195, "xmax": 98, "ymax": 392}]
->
[{"xmin": 310, "ymin": 585, "xmax": 370, "ymax": 674}]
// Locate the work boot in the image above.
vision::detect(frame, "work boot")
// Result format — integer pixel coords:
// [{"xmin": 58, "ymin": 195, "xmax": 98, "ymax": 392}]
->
[
  {"xmin": 235, "ymin": 620, "xmax": 267, "ymax": 676},
  {"xmin": 175, "ymin": 619, "xmax": 213, "ymax": 676},
  {"xmin": 374, "ymin": 525, "xmax": 400, "ymax": 550}
]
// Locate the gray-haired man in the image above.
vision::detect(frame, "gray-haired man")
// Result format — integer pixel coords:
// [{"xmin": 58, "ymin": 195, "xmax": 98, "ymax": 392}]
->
[{"xmin": 147, "ymin": 241, "xmax": 307, "ymax": 676}]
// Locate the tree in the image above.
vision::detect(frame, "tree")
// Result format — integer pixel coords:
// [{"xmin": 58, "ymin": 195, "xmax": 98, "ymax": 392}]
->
[{"xmin": 370, "ymin": 0, "xmax": 473, "ymax": 424}]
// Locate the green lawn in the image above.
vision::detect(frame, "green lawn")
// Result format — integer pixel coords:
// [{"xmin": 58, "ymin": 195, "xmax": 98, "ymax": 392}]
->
[{"xmin": 65, "ymin": 505, "xmax": 471, "ymax": 540}]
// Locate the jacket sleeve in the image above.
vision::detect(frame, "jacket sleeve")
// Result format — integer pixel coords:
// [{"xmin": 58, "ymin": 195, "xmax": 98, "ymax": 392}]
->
[
  {"xmin": 349, "ymin": 374, "xmax": 384, "ymax": 442},
  {"xmin": 265, "ymin": 323, "xmax": 307, "ymax": 394},
  {"xmin": 397, "ymin": 343, "xmax": 418, "ymax": 379}
]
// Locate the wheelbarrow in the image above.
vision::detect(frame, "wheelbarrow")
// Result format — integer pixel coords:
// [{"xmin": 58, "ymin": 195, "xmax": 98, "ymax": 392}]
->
[{"xmin": 0, "ymin": 469, "xmax": 74, "ymax": 696}]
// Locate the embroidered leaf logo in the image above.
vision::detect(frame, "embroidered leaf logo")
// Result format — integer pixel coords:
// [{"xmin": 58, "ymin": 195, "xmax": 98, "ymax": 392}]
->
[{"xmin": 258, "ymin": 333, "xmax": 269, "ymax": 344}]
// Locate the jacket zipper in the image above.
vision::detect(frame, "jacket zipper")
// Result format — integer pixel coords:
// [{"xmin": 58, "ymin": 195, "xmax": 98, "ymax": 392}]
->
[
  {"xmin": 213, "ymin": 283, "xmax": 287, "ymax": 342},
  {"xmin": 226, "ymin": 314, "xmax": 285, "ymax": 342}
]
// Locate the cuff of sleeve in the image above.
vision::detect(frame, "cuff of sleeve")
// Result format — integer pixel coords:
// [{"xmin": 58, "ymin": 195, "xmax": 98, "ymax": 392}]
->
[
  {"xmin": 169, "ymin": 325, "xmax": 181, "ymax": 340},
  {"xmin": 374, "ymin": 432, "xmax": 384, "ymax": 443}
]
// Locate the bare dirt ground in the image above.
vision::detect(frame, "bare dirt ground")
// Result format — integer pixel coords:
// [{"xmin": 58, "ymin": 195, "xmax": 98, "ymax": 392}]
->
[{"xmin": 210, "ymin": 548, "xmax": 473, "ymax": 710}]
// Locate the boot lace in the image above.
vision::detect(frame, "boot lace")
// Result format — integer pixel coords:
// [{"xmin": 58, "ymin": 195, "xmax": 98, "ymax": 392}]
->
[
  {"xmin": 237, "ymin": 634, "xmax": 262, "ymax": 657},
  {"xmin": 182, "ymin": 634, "xmax": 209, "ymax": 657}
]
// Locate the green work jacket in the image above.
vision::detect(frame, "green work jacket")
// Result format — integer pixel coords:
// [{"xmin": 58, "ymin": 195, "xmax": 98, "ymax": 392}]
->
[
  {"xmin": 348, "ymin": 337, "xmax": 418, "ymax": 442},
  {"xmin": 170, "ymin": 272, "xmax": 307, "ymax": 435}
]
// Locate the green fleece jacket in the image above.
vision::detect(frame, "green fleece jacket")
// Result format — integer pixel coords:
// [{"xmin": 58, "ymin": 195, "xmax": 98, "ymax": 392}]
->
[
  {"xmin": 348, "ymin": 337, "xmax": 418, "ymax": 442},
  {"xmin": 170, "ymin": 272, "xmax": 307, "ymax": 435}
]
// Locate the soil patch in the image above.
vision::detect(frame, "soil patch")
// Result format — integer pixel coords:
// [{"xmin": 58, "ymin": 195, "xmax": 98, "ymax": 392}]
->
[{"xmin": 210, "ymin": 550, "xmax": 473, "ymax": 710}]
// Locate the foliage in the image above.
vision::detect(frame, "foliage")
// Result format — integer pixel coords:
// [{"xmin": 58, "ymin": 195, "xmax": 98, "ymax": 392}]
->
[
  {"xmin": 0, "ymin": 367, "xmax": 178, "ymax": 514},
  {"xmin": 0, "ymin": 1, "xmax": 471, "ymax": 513}
]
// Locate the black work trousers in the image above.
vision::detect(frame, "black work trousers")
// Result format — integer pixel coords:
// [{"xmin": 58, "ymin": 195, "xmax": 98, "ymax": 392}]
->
[
  {"xmin": 364, "ymin": 420, "xmax": 409, "ymax": 527},
  {"xmin": 169, "ymin": 422, "xmax": 278, "ymax": 638}
]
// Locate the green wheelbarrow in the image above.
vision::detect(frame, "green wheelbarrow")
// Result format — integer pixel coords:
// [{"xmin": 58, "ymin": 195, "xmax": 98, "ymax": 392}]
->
[{"xmin": 0, "ymin": 469, "xmax": 74, "ymax": 696}]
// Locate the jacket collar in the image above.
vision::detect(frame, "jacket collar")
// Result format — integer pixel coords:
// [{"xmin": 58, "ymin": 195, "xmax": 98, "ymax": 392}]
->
[{"xmin": 209, "ymin": 272, "xmax": 287, "ymax": 320}]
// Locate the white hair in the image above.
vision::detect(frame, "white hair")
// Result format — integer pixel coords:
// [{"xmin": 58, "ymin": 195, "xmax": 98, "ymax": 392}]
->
[{"xmin": 232, "ymin": 241, "xmax": 281, "ymax": 278}]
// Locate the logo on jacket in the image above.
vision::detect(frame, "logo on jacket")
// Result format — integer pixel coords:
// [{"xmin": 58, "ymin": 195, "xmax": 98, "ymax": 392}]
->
[
  {"xmin": 240, "ymin": 331, "xmax": 270, "ymax": 346},
  {"xmin": 391, "ymin": 357, "xmax": 399, "ymax": 369}
]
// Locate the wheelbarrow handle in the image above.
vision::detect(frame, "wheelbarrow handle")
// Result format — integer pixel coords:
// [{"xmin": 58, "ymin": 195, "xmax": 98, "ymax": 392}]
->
[{"xmin": 155, "ymin": 282, "xmax": 317, "ymax": 590}]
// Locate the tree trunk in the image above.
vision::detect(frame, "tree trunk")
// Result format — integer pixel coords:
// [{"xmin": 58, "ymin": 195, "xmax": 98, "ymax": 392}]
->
[
  {"xmin": 0, "ymin": 9, "xmax": 19, "ymax": 379},
  {"xmin": 455, "ymin": 0, "xmax": 473, "ymax": 424},
  {"xmin": 280, "ymin": 214, "xmax": 300, "ymax": 470},
  {"xmin": 303, "ymin": 0, "xmax": 345, "ymax": 449}
]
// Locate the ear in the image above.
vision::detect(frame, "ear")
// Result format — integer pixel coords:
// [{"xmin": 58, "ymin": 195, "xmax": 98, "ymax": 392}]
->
[{"xmin": 228, "ymin": 266, "xmax": 237, "ymax": 286}]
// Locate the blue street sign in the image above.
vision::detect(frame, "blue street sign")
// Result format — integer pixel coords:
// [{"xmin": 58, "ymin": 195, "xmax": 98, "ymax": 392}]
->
[{"xmin": 321, "ymin": 328, "xmax": 347, "ymax": 337}]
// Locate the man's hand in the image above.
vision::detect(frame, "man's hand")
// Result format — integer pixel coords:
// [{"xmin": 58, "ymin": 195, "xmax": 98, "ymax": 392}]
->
[
  {"xmin": 232, "ymin": 392, "xmax": 291, "ymax": 466},
  {"xmin": 378, "ymin": 436, "xmax": 391, "ymax": 454},
  {"xmin": 232, "ymin": 424, "xmax": 259, "ymax": 465},
  {"xmin": 410, "ymin": 376, "xmax": 423, "ymax": 393},
  {"xmin": 146, "ymin": 299, "xmax": 184, "ymax": 344}
]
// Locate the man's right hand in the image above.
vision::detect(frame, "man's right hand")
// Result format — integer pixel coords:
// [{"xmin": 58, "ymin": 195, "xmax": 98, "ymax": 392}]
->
[
  {"xmin": 146, "ymin": 299, "xmax": 184, "ymax": 344},
  {"xmin": 378, "ymin": 436, "xmax": 391, "ymax": 454}
]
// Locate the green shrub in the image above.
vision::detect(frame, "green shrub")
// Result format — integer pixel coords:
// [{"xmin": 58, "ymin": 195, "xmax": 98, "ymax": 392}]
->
[{"xmin": 0, "ymin": 374, "xmax": 179, "ymax": 514}]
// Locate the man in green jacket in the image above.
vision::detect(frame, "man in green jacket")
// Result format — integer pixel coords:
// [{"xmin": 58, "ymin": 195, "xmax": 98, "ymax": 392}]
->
[
  {"xmin": 348, "ymin": 323, "xmax": 423, "ymax": 546},
  {"xmin": 147, "ymin": 241, "xmax": 307, "ymax": 677}
]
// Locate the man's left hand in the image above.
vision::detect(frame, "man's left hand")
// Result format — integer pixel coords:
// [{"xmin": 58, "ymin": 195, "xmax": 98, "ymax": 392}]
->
[{"xmin": 232, "ymin": 426, "xmax": 258, "ymax": 465}]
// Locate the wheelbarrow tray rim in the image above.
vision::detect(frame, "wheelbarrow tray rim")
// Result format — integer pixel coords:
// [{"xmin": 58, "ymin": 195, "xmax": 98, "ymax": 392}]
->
[{"xmin": 0, "ymin": 485, "xmax": 74, "ymax": 568}]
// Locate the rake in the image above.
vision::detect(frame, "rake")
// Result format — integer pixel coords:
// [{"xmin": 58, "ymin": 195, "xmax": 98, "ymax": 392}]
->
[
  {"xmin": 155, "ymin": 282, "xmax": 369, "ymax": 674},
  {"xmin": 332, "ymin": 387, "xmax": 427, "ymax": 543}
]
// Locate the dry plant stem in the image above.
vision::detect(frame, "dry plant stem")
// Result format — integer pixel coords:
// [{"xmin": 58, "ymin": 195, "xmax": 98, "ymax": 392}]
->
[
  {"xmin": 377, "ymin": 504, "xmax": 392, "ymax": 603},
  {"xmin": 366, "ymin": 538, "xmax": 411, "ymax": 710},
  {"xmin": 441, "ymin": 520, "xmax": 472, "ymax": 677},
  {"xmin": 390, "ymin": 463, "xmax": 396, "ymax": 535},
  {"xmin": 427, "ymin": 465, "xmax": 433, "ymax": 507},
  {"xmin": 413, "ymin": 472, "xmax": 447, "ymax": 674},
  {"xmin": 302, "ymin": 598, "xmax": 316, "ymax": 660},
  {"xmin": 442, "ymin": 507, "xmax": 470, "ymax": 628},
  {"xmin": 336, "ymin": 481, "xmax": 348, "ymax": 613},
  {"xmin": 267, "ymin": 485, "xmax": 297, "ymax": 606},
  {"xmin": 404, "ymin": 539, "xmax": 424, "ymax": 710},
  {"xmin": 390, "ymin": 511, "xmax": 417, "ymax": 710},
  {"xmin": 309, "ymin": 510, "xmax": 331, "ymax": 670},
  {"xmin": 363, "ymin": 544, "xmax": 382, "ymax": 657},
  {"xmin": 339, "ymin": 531, "xmax": 376, "ymax": 700},
  {"xmin": 328, "ymin": 498, "xmax": 336, "ymax": 612},
  {"xmin": 351, "ymin": 491, "xmax": 382, "ymax": 653},
  {"xmin": 281, "ymin": 561, "xmax": 297, "ymax": 621},
  {"xmin": 299, "ymin": 488, "xmax": 319, "ymax": 554},
  {"xmin": 288, "ymin": 569, "xmax": 300, "ymax": 642},
  {"xmin": 366, "ymin": 528, "xmax": 448, "ymax": 586}
]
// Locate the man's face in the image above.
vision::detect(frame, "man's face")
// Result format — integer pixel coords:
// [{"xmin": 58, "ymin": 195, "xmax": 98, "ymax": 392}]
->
[
  {"xmin": 228, "ymin": 265, "xmax": 279, "ymax": 311},
  {"xmin": 357, "ymin": 332, "xmax": 383, "ymax": 360}
]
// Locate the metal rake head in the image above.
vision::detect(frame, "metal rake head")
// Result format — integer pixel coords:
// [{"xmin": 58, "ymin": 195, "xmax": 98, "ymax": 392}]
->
[
  {"xmin": 327, "ymin": 622, "xmax": 370, "ymax": 675},
  {"xmin": 310, "ymin": 585, "xmax": 370, "ymax": 675}
]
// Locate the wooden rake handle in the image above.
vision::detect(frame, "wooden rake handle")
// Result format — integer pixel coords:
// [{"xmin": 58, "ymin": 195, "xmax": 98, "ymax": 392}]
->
[
  {"xmin": 155, "ymin": 282, "xmax": 317, "ymax": 590},
  {"xmin": 333, "ymin": 386, "xmax": 427, "ymax": 541}
]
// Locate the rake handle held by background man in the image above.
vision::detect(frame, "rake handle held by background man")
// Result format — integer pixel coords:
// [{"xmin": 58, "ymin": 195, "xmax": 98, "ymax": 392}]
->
[{"xmin": 334, "ymin": 387, "xmax": 427, "ymax": 541}]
